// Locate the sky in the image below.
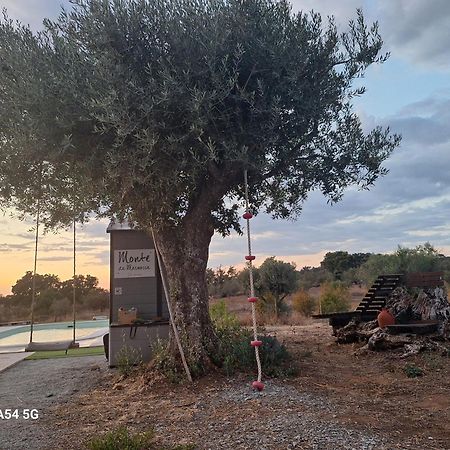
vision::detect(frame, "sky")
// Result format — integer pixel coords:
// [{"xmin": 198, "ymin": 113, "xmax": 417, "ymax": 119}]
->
[{"xmin": 0, "ymin": 0, "xmax": 450, "ymax": 295}]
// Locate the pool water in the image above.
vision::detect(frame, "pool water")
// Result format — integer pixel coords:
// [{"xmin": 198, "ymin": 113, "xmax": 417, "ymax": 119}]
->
[{"xmin": 0, "ymin": 320, "xmax": 108, "ymax": 352}]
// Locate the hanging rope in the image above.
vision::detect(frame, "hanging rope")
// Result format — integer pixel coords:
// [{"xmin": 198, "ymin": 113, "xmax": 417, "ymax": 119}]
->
[
  {"xmin": 243, "ymin": 170, "xmax": 264, "ymax": 391},
  {"xmin": 151, "ymin": 228, "xmax": 193, "ymax": 383},
  {"xmin": 29, "ymin": 197, "xmax": 40, "ymax": 343},
  {"xmin": 72, "ymin": 216, "xmax": 76, "ymax": 343},
  {"xmin": 71, "ymin": 164, "xmax": 78, "ymax": 344}
]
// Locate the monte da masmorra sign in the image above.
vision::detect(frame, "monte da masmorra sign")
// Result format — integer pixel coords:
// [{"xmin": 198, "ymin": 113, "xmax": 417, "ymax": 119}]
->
[{"xmin": 114, "ymin": 249, "xmax": 156, "ymax": 278}]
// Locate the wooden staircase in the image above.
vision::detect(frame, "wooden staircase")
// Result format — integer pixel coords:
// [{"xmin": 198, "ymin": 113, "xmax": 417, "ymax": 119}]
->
[
  {"xmin": 313, "ymin": 271, "xmax": 444, "ymax": 329},
  {"xmin": 354, "ymin": 274, "xmax": 403, "ymax": 315}
]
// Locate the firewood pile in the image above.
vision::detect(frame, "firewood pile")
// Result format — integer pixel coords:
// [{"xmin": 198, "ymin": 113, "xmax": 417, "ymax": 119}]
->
[{"xmin": 335, "ymin": 286, "xmax": 450, "ymax": 357}]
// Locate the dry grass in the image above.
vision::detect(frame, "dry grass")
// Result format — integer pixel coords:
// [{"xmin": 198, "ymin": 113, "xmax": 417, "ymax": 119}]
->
[{"xmin": 211, "ymin": 285, "xmax": 368, "ymax": 325}]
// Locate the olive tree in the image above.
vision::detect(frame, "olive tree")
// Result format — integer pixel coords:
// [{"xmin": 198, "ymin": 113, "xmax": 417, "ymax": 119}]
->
[
  {"xmin": 0, "ymin": 0, "xmax": 400, "ymax": 371},
  {"xmin": 256, "ymin": 257, "xmax": 298, "ymax": 319}
]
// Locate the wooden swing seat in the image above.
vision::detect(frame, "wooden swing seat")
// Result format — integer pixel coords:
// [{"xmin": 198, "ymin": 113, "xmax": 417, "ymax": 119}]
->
[{"xmin": 25, "ymin": 340, "xmax": 79, "ymax": 354}]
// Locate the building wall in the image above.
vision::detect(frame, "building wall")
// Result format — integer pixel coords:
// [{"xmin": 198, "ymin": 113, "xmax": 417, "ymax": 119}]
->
[{"xmin": 109, "ymin": 230, "xmax": 168, "ymax": 323}]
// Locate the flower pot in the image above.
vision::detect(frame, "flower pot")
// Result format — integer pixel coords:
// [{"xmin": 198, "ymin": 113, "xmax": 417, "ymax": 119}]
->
[{"xmin": 377, "ymin": 308, "xmax": 395, "ymax": 328}]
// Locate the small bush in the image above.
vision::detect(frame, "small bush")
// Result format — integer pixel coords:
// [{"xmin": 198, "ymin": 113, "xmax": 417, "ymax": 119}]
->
[
  {"xmin": 87, "ymin": 426, "xmax": 196, "ymax": 450},
  {"xmin": 116, "ymin": 339, "xmax": 142, "ymax": 377},
  {"xmin": 213, "ymin": 325, "xmax": 295, "ymax": 377},
  {"xmin": 87, "ymin": 427, "xmax": 155, "ymax": 450},
  {"xmin": 210, "ymin": 299, "xmax": 240, "ymax": 331},
  {"xmin": 151, "ymin": 338, "xmax": 184, "ymax": 383},
  {"xmin": 319, "ymin": 282, "xmax": 351, "ymax": 314},
  {"xmin": 404, "ymin": 364, "xmax": 424, "ymax": 378},
  {"xmin": 292, "ymin": 290, "xmax": 316, "ymax": 317}
]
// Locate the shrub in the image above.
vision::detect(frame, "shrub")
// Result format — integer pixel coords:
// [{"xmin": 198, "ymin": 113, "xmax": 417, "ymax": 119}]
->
[
  {"xmin": 87, "ymin": 427, "xmax": 155, "ymax": 450},
  {"xmin": 210, "ymin": 299, "xmax": 240, "ymax": 331},
  {"xmin": 213, "ymin": 325, "xmax": 295, "ymax": 377},
  {"xmin": 404, "ymin": 364, "xmax": 424, "ymax": 378},
  {"xmin": 155, "ymin": 300, "xmax": 296, "ymax": 379},
  {"xmin": 116, "ymin": 337, "xmax": 142, "ymax": 377},
  {"xmin": 87, "ymin": 426, "xmax": 196, "ymax": 450},
  {"xmin": 151, "ymin": 338, "xmax": 184, "ymax": 383},
  {"xmin": 319, "ymin": 282, "xmax": 350, "ymax": 314},
  {"xmin": 291, "ymin": 290, "xmax": 316, "ymax": 317}
]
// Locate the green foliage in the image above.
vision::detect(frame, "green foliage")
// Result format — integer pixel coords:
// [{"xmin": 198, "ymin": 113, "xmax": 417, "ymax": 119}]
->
[
  {"xmin": 116, "ymin": 343, "xmax": 142, "ymax": 377},
  {"xmin": 0, "ymin": 271, "xmax": 109, "ymax": 323},
  {"xmin": 87, "ymin": 427, "xmax": 155, "ymax": 450},
  {"xmin": 209, "ymin": 300, "xmax": 294, "ymax": 375},
  {"xmin": 87, "ymin": 426, "xmax": 196, "ymax": 450},
  {"xmin": 151, "ymin": 339, "xmax": 184, "ymax": 383},
  {"xmin": 256, "ymin": 291, "xmax": 289, "ymax": 319},
  {"xmin": 321, "ymin": 251, "xmax": 372, "ymax": 279},
  {"xmin": 171, "ymin": 446, "xmax": 196, "ymax": 450},
  {"xmin": 207, "ymin": 267, "xmax": 243, "ymax": 298},
  {"xmin": 209, "ymin": 299, "xmax": 240, "ymax": 331},
  {"xmin": 255, "ymin": 257, "xmax": 298, "ymax": 318},
  {"xmin": 403, "ymin": 364, "xmax": 424, "ymax": 378},
  {"xmin": 0, "ymin": 0, "xmax": 400, "ymax": 365},
  {"xmin": 357, "ymin": 243, "xmax": 447, "ymax": 286},
  {"xmin": 25, "ymin": 346, "xmax": 104, "ymax": 360},
  {"xmin": 291, "ymin": 290, "xmax": 316, "ymax": 317},
  {"xmin": 0, "ymin": 0, "xmax": 399, "ymax": 233},
  {"xmin": 319, "ymin": 282, "xmax": 351, "ymax": 314},
  {"xmin": 297, "ymin": 266, "xmax": 333, "ymax": 290},
  {"xmin": 212, "ymin": 319, "xmax": 294, "ymax": 377}
]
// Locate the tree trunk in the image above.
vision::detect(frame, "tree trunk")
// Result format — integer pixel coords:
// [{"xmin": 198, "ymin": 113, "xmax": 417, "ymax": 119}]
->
[{"xmin": 149, "ymin": 214, "xmax": 218, "ymax": 374}]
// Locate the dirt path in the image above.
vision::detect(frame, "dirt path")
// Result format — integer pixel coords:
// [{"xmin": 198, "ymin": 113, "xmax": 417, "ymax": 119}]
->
[{"xmin": 0, "ymin": 356, "xmax": 108, "ymax": 450}]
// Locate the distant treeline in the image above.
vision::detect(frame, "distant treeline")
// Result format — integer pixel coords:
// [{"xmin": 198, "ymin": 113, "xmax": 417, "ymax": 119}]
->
[
  {"xmin": 0, "ymin": 272, "xmax": 108, "ymax": 323},
  {"xmin": 207, "ymin": 243, "xmax": 450, "ymax": 299}
]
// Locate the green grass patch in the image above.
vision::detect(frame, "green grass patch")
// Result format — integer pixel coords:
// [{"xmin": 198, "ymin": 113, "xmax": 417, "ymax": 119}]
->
[
  {"xmin": 25, "ymin": 346, "xmax": 105, "ymax": 360},
  {"xmin": 87, "ymin": 426, "xmax": 196, "ymax": 450}
]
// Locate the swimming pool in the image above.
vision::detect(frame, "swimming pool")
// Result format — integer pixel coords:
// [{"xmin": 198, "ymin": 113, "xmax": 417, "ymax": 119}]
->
[{"xmin": 0, "ymin": 320, "xmax": 109, "ymax": 353}]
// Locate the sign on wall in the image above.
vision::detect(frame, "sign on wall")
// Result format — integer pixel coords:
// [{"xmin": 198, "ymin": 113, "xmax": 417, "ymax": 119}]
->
[{"xmin": 114, "ymin": 249, "xmax": 156, "ymax": 278}]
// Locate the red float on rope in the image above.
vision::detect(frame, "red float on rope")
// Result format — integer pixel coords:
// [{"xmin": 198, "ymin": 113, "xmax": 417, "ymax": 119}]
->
[
  {"xmin": 245, "ymin": 255, "xmax": 256, "ymax": 261},
  {"xmin": 252, "ymin": 380, "xmax": 265, "ymax": 391},
  {"xmin": 251, "ymin": 340, "xmax": 263, "ymax": 347},
  {"xmin": 243, "ymin": 212, "xmax": 253, "ymax": 220},
  {"xmin": 248, "ymin": 297, "xmax": 258, "ymax": 303}
]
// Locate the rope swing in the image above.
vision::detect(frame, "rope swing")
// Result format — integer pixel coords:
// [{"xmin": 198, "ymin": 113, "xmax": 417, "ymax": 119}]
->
[
  {"xmin": 29, "ymin": 197, "xmax": 40, "ymax": 343},
  {"xmin": 243, "ymin": 170, "xmax": 264, "ymax": 392},
  {"xmin": 26, "ymin": 167, "xmax": 78, "ymax": 351}
]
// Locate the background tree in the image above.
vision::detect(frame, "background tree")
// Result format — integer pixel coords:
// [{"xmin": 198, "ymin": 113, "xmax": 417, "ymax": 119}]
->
[
  {"xmin": 1, "ymin": 272, "xmax": 108, "ymax": 322},
  {"xmin": 255, "ymin": 257, "xmax": 298, "ymax": 319},
  {"xmin": 207, "ymin": 266, "xmax": 243, "ymax": 298},
  {"xmin": 297, "ymin": 266, "xmax": 333, "ymax": 290},
  {"xmin": 11, "ymin": 272, "xmax": 61, "ymax": 307},
  {"xmin": 60, "ymin": 274, "xmax": 100, "ymax": 304},
  {"xmin": 0, "ymin": 0, "xmax": 400, "ymax": 370},
  {"xmin": 357, "ymin": 243, "xmax": 448, "ymax": 286},
  {"xmin": 321, "ymin": 251, "xmax": 353, "ymax": 277},
  {"xmin": 321, "ymin": 251, "xmax": 371, "ymax": 280}
]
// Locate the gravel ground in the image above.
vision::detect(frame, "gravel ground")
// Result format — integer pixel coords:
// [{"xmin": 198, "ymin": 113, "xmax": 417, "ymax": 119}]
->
[
  {"xmin": 0, "ymin": 323, "xmax": 448, "ymax": 450},
  {"xmin": 0, "ymin": 356, "xmax": 107, "ymax": 450}
]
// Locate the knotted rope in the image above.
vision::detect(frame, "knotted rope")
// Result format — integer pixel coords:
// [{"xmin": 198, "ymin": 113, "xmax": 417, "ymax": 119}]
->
[{"xmin": 243, "ymin": 170, "xmax": 264, "ymax": 391}]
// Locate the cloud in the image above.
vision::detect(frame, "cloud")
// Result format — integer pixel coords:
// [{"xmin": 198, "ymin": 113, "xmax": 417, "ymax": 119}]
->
[
  {"xmin": 0, "ymin": 0, "xmax": 70, "ymax": 30},
  {"xmin": 38, "ymin": 255, "xmax": 72, "ymax": 262},
  {"xmin": 0, "ymin": 242, "xmax": 33, "ymax": 252},
  {"xmin": 211, "ymin": 91, "xmax": 450, "ymax": 266},
  {"xmin": 374, "ymin": 0, "xmax": 450, "ymax": 70},
  {"xmin": 291, "ymin": 0, "xmax": 362, "ymax": 25}
]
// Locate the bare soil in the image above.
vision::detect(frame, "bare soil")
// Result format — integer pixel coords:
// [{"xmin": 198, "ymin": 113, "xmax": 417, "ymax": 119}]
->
[{"xmin": 28, "ymin": 322, "xmax": 450, "ymax": 449}]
